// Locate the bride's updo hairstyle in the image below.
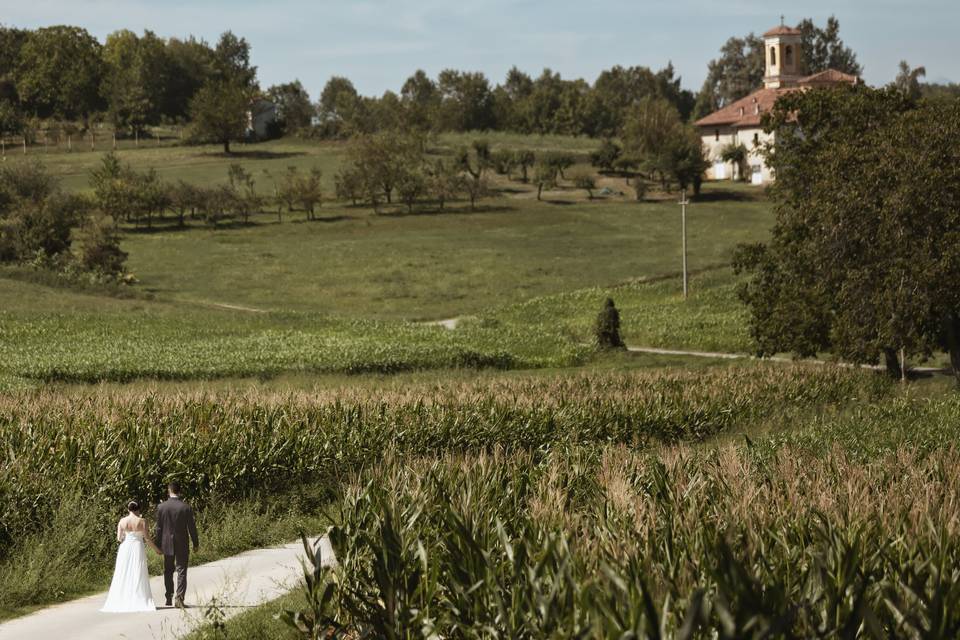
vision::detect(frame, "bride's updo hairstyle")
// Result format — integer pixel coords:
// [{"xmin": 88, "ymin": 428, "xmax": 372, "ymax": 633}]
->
[{"xmin": 127, "ymin": 500, "xmax": 141, "ymax": 514}]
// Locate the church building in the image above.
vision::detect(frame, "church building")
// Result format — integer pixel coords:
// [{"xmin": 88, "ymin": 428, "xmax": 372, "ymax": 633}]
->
[{"xmin": 695, "ymin": 22, "xmax": 860, "ymax": 185}]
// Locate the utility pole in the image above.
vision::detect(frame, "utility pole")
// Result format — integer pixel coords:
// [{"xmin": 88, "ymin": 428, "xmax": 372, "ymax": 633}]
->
[{"xmin": 679, "ymin": 189, "xmax": 689, "ymax": 299}]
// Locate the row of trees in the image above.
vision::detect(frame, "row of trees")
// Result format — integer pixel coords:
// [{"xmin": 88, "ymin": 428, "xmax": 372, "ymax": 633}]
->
[
  {"xmin": 89, "ymin": 153, "xmax": 327, "ymax": 227},
  {"xmin": 314, "ymin": 64, "xmax": 693, "ymax": 139},
  {"xmin": 735, "ymin": 85, "xmax": 960, "ymax": 382},
  {"xmin": 0, "ymin": 26, "xmax": 260, "ymax": 135},
  {"xmin": 1, "ymin": 17, "xmax": 873, "ymax": 150}
]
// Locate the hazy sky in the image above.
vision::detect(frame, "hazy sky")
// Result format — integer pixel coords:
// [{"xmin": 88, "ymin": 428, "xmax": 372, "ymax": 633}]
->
[{"xmin": 3, "ymin": 0, "xmax": 957, "ymax": 98}]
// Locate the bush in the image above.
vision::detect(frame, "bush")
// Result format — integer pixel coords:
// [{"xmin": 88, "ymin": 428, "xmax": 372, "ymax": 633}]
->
[
  {"xmin": 573, "ymin": 172, "xmax": 597, "ymax": 199},
  {"xmin": 590, "ymin": 139, "xmax": 621, "ymax": 172},
  {"xmin": 594, "ymin": 297, "xmax": 624, "ymax": 348},
  {"xmin": 73, "ymin": 213, "xmax": 128, "ymax": 276}
]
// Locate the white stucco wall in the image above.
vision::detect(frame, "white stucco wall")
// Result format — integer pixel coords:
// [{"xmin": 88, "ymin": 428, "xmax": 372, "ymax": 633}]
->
[{"xmin": 699, "ymin": 126, "xmax": 775, "ymax": 184}]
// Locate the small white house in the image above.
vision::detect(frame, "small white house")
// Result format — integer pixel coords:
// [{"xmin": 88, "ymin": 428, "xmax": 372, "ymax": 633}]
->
[{"xmin": 246, "ymin": 99, "xmax": 277, "ymax": 140}]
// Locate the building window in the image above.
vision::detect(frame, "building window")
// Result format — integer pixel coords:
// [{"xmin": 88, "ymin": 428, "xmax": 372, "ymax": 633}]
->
[
  {"xmin": 785, "ymin": 45, "xmax": 794, "ymax": 66},
  {"xmin": 715, "ymin": 129, "xmax": 720, "ymax": 141},
  {"xmin": 770, "ymin": 46, "xmax": 777, "ymax": 66}
]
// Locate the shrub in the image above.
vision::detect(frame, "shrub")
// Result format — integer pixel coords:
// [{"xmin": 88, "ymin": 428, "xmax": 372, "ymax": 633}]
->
[
  {"xmin": 590, "ymin": 139, "xmax": 621, "ymax": 172},
  {"xmin": 594, "ymin": 297, "xmax": 624, "ymax": 348}
]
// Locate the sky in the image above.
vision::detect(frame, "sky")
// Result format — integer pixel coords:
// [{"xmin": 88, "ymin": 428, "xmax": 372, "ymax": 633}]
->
[{"xmin": 3, "ymin": 0, "xmax": 958, "ymax": 98}]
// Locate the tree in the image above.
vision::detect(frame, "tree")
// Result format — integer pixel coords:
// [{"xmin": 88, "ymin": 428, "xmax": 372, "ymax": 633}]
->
[
  {"xmin": 797, "ymin": 17, "xmax": 861, "ymax": 76},
  {"xmin": 400, "ymin": 70, "xmax": 440, "ymax": 131},
  {"xmin": 163, "ymin": 37, "xmax": 218, "ymax": 119},
  {"xmin": 168, "ymin": 180, "xmax": 202, "ymax": 226},
  {"xmin": 515, "ymin": 150, "xmax": 535, "ymax": 183},
  {"xmin": 533, "ymin": 161, "xmax": 557, "ymax": 201},
  {"xmin": 296, "ymin": 168, "xmax": 323, "ymax": 220},
  {"xmin": 317, "ymin": 76, "xmax": 359, "ymax": 137},
  {"xmin": 693, "ymin": 34, "xmax": 764, "ymax": 120},
  {"xmin": 462, "ymin": 174, "xmax": 489, "ymax": 211},
  {"xmin": 395, "ymin": 166, "xmax": 427, "ymax": 213},
  {"xmin": 590, "ymin": 139, "xmax": 622, "ymax": 172},
  {"xmin": 543, "ymin": 152, "xmax": 575, "ymax": 180},
  {"xmin": 101, "ymin": 30, "xmax": 170, "ymax": 134},
  {"xmin": 227, "ymin": 164, "xmax": 263, "ymax": 223},
  {"xmin": 16, "ymin": 26, "xmax": 103, "ymax": 121},
  {"xmin": 437, "ymin": 70, "xmax": 494, "ymax": 131},
  {"xmin": 719, "ymin": 142, "xmax": 748, "ymax": 181},
  {"xmin": 623, "ymin": 96, "xmax": 684, "ymax": 183},
  {"xmin": 189, "ymin": 80, "xmax": 249, "ymax": 153},
  {"xmin": 594, "ymin": 298, "xmax": 625, "ymax": 349},
  {"xmin": 267, "ymin": 80, "xmax": 314, "ymax": 134},
  {"xmin": 734, "ymin": 85, "xmax": 960, "ymax": 381},
  {"xmin": 73, "ymin": 212, "xmax": 127, "ymax": 275},
  {"xmin": 490, "ymin": 150, "xmax": 517, "ymax": 176},
  {"xmin": 213, "ymin": 31, "xmax": 257, "ymax": 89},
  {"xmin": 427, "ymin": 160, "xmax": 462, "ymax": 211},
  {"xmin": 335, "ymin": 167, "xmax": 363, "ymax": 206},
  {"xmin": 893, "ymin": 61, "xmax": 926, "ymax": 100},
  {"xmin": 573, "ymin": 172, "xmax": 597, "ymax": 199},
  {"xmin": 275, "ymin": 166, "xmax": 301, "ymax": 215}
]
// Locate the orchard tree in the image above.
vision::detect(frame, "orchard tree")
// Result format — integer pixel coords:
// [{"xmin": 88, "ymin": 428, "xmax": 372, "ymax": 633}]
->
[{"xmin": 189, "ymin": 80, "xmax": 249, "ymax": 153}]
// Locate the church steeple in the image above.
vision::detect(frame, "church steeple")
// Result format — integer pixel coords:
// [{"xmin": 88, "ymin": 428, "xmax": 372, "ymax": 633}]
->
[{"xmin": 762, "ymin": 21, "xmax": 802, "ymax": 88}]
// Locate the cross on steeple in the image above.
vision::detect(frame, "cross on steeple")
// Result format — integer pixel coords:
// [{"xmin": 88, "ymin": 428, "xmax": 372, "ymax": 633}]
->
[{"xmin": 780, "ymin": 14, "xmax": 785, "ymax": 26}]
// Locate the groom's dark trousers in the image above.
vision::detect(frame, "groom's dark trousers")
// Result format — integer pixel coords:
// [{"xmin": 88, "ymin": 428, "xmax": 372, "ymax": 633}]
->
[{"xmin": 155, "ymin": 496, "xmax": 199, "ymax": 603}]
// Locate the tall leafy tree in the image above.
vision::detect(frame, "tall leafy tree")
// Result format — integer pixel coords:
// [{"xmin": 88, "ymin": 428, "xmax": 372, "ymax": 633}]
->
[
  {"xmin": 163, "ymin": 37, "xmax": 218, "ymax": 119},
  {"xmin": 189, "ymin": 80, "xmax": 249, "ymax": 153},
  {"xmin": 267, "ymin": 80, "xmax": 314, "ymax": 133},
  {"xmin": 400, "ymin": 70, "xmax": 440, "ymax": 131},
  {"xmin": 735, "ymin": 86, "xmax": 960, "ymax": 380},
  {"xmin": 101, "ymin": 30, "xmax": 171, "ymax": 133},
  {"xmin": 16, "ymin": 26, "xmax": 104, "ymax": 121},
  {"xmin": 317, "ymin": 76, "xmax": 360, "ymax": 137},
  {"xmin": 797, "ymin": 17, "xmax": 861, "ymax": 76},
  {"xmin": 213, "ymin": 31, "xmax": 257, "ymax": 89},
  {"xmin": 692, "ymin": 34, "xmax": 764, "ymax": 120},
  {"xmin": 437, "ymin": 70, "xmax": 494, "ymax": 131}
]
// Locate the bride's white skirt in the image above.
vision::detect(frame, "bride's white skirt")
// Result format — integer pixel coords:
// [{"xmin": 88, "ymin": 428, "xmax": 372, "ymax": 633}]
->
[{"xmin": 100, "ymin": 534, "xmax": 156, "ymax": 613}]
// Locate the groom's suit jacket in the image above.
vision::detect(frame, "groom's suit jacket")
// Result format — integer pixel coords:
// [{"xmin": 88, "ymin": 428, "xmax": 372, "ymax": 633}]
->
[{"xmin": 155, "ymin": 496, "xmax": 199, "ymax": 557}]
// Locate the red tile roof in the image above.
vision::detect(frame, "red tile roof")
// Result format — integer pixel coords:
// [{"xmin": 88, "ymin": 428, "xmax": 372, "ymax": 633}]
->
[
  {"xmin": 694, "ymin": 88, "xmax": 795, "ymax": 128},
  {"xmin": 694, "ymin": 68, "xmax": 861, "ymax": 129},
  {"xmin": 763, "ymin": 25, "xmax": 802, "ymax": 37}
]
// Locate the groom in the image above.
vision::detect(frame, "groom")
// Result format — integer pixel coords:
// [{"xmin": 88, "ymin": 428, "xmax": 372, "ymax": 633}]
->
[{"xmin": 155, "ymin": 481, "xmax": 200, "ymax": 608}]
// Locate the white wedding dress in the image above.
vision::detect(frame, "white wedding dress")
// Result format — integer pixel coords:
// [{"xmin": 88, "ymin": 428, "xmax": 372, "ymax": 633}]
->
[{"xmin": 100, "ymin": 531, "xmax": 156, "ymax": 613}]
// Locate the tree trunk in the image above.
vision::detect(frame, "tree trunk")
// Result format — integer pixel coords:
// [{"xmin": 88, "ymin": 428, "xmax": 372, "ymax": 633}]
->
[
  {"xmin": 883, "ymin": 348, "xmax": 902, "ymax": 380},
  {"xmin": 537, "ymin": 183, "xmax": 543, "ymax": 201},
  {"xmin": 223, "ymin": 139, "xmax": 230, "ymax": 154}
]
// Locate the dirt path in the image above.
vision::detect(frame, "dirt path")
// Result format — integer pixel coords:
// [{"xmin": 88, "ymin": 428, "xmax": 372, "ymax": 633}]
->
[
  {"xmin": 0, "ymin": 536, "xmax": 333, "ymax": 640},
  {"xmin": 627, "ymin": 346, "xmax": 945, "ymax": 373}
]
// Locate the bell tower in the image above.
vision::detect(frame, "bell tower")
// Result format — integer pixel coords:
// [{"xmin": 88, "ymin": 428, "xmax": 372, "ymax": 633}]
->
[{"xmin": 762, "ymin": 18, "xmax": 802, "ymax": 88}]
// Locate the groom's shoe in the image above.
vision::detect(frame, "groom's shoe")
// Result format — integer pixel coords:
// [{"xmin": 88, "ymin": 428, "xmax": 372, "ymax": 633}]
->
[
  {"xmin": 174, "ymin": 597, "xmax": 185, "ymax": 609},
  {"xmin": 165, "ymin": 597, "xmax": 172, "ymax": 607}
]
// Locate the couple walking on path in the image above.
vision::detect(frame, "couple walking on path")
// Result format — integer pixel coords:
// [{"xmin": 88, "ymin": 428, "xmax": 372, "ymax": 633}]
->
[{"xmin": 100, "ymin": 481, "xmax": 200, "ymax": 613}]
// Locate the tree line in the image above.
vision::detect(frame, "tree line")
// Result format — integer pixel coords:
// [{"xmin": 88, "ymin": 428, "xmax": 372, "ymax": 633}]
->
[{"xmin": 0, "ymin": 17, "xmax": 879, "ymax": 150}]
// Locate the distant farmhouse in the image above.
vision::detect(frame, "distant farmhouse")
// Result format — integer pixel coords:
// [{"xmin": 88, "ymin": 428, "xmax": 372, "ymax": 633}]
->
[{"xmin": 695, "ymin": 23, "xmax": 860, "ymax": 185}]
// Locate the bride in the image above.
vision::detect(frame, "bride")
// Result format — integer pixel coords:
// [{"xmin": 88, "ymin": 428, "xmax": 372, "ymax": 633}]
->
[{"xmin": 101, "ymin": 500, "xmax": 162, "ymax": 613}]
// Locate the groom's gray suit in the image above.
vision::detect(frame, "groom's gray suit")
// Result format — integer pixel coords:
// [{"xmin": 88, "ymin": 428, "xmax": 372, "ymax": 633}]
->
[{"xmin": 155, "ymin": 496, "xmax": 199, "ymax": 604}]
